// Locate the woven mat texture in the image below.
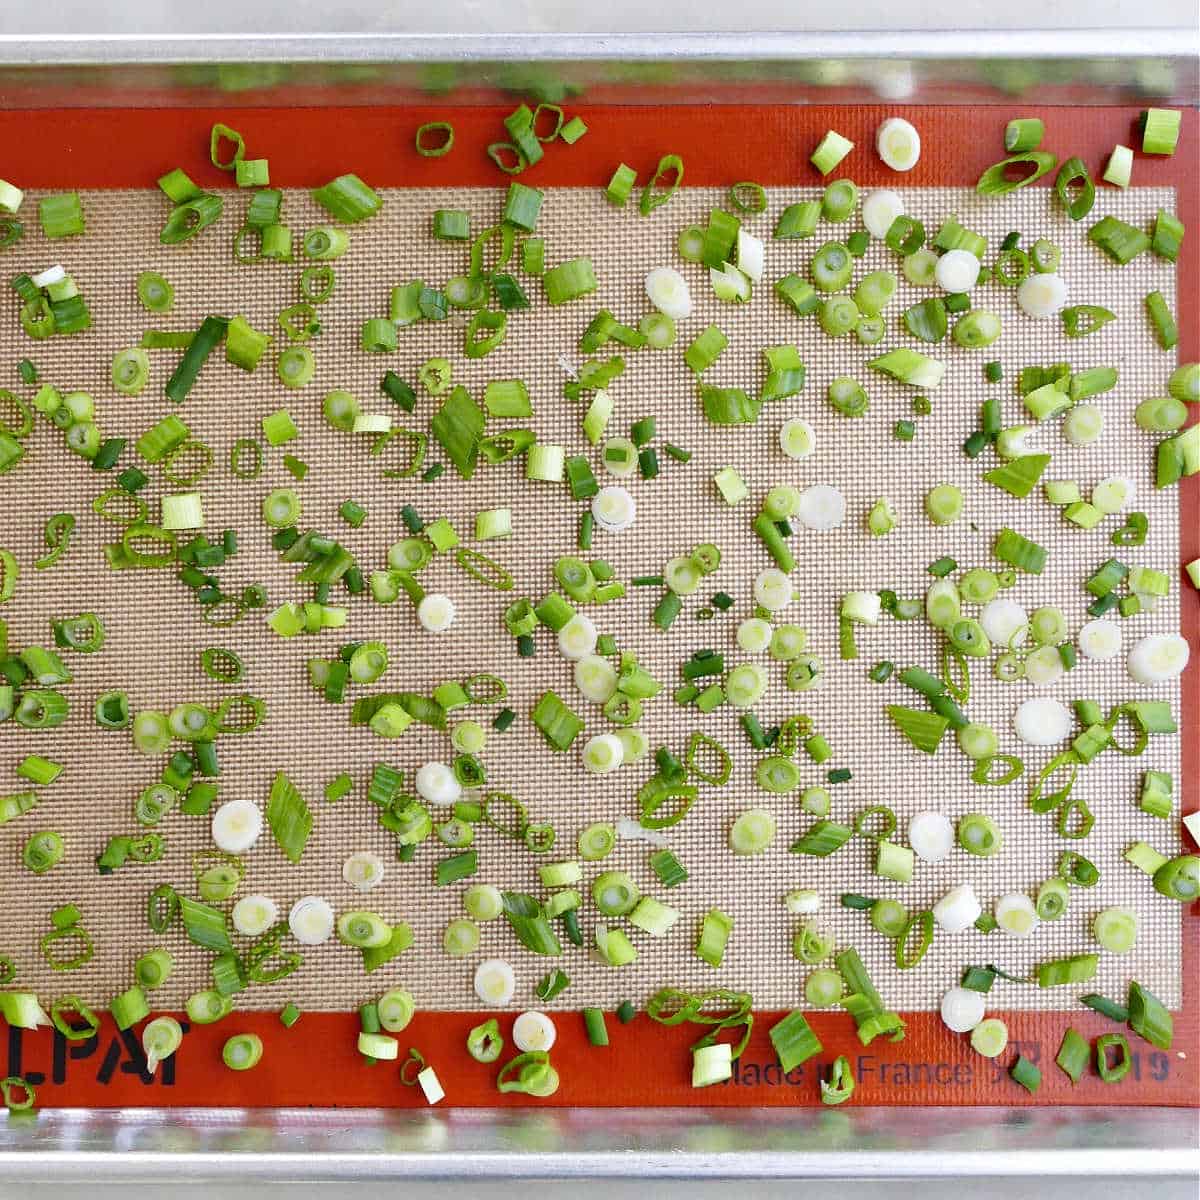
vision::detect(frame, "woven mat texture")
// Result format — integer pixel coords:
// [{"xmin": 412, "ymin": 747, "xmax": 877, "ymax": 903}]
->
[{"xmin": 0, "ymin": 182, "xmax": 1182, "ymax": 1013}]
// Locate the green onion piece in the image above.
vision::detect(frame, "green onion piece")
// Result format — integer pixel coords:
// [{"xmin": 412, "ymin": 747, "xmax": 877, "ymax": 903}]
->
[
  {"xmin": 811, "ymin": 130, "xmax": 854, "ymax": 175},
  {"xmin": 1141, "ymin": 108, "xmax": 1181, "ymax": 155},
  {"xmin": 695, "ymin": 909, "xmax": 734, "ymax": 967},
  {"xmin": 544, "ymin": 258, "xmax": 598, "ymax": 306},
  {"xmin": 1145, "ymin": 291, "xmax": 1178, "ymax": 350},
  {"xmin": 1089, "ymin": 215, "xmax": 1150, "ymax": 264},
  {"xmin": 976, "ymin": 151, "xmax": 1057, "ymax": 196},
  {"xmin": 1096, "ymin": 1033, "xmax": 1132, "ymax": 1083},
  {"xmin": 415, "ymin": 122, "xmax": 454, "ymax": 157},
  {"xmin": 769, "ymin": 1010, "xmax": 823, "ymax": 1072},
  {"xmin": 1010, "ymin": 1054, "xmax": 1042, "ymax": 1094},
  {"xmin": 1036, "ymin": 953, "xmax": 1098, "ymax": 988},
  {"xmin": 1054, "ymin": 157, "xmax": 1095, "ymax": 221},
  {"xmin": 640, "ymin": 155, "xmax": 684, "ymax": 216},
  {"xmin": 1005, "ymin": 118, "xmax": 1044, "ymax": 152},
  {"xmin": 311, "ymin": 174, "xmax": 381, "ymax": 223},
  {"xmin": 1128, "ymin": 981, "xmax": 1173, "ymax": 1050}
]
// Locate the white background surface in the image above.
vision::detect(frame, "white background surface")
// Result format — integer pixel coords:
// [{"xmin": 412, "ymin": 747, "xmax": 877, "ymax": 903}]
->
[
  {"xmin": 1, "ymin": 0, "xmax": 1196, "ymax": 34},
  {"xmin": 2, "ymin": 4, "xmax": 1196, "ymax": 1197}
]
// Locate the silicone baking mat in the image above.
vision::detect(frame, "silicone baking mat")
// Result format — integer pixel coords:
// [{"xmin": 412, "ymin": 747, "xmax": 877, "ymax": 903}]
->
[{"xmin": 0, "ymin": 103, "xmax": 1196, "ymax": 1108}]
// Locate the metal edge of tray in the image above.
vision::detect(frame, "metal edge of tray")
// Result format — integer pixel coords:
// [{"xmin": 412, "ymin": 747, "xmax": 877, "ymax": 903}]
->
[
  {"xmin": 0, "ymin": 30, "xmax": 1196, "ymax": 108},
  {"xmin": 0, "ymin": 29, "xmax": 1196, "ymax": 64},
  {"xmin": 0, "ymin": 1106, "xmax": 1197, "ymax": 1181}
]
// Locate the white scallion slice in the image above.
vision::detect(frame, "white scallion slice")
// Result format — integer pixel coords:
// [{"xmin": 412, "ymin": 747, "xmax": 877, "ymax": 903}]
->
[
  {"xmin": 231, "ymin": 894, "xmax": 278, "ymax": 937},
  {"xmin": 474, "ymin": 958, "xmax": 516, "ymax": 1006},
  {"xmin": 512, "ymin": 1010, "xmax": 557, "ymax": 1052},
  {"xmin": 557, "ymin": 613, "xmax": 598, "ymax": 659},
  {"xmin": 415, "ymin": 761, "xmax": 461, "ymax": 805},
  {"xmin": 574, "ymin": 654, "xmax": 618, "ymax": 703},
  {"xmin": 1094, "ymin": 906, "xmax": 1138, "ymax": 954},
  {"xmin": 995, "ymin": 892, "xmax": 1040, "ymax": 938},
  {"xmin": 735, "ymin": 229, "xmax": 765, "ymax": 282},
  {"xmin": 417, "ymin": 593, "xmax": 456, "ymax": 632},
  {"xmin": 615, "ymin": 816, "xmax": 669, "ymax": 846},
  {"xmin": 644, "ymin": 266, "xmax": 692, "ymax": 320},
  {"xmin": 582, "ymin": 733, "xmax": 624, "ymax": 774},
  {"xmin": 1017, "ymin": 272, "xmax": 1068, "ymax": 318},
  {"xmin": 797, "ymin": 484, "xmax": 846, "ymax": 530},
  {"xmin": 1127, "ymin": 634, "xmax": 1190, "ymax": 684},
  {"xmin": 784, "ymin": 889, "xmax": 821, "ymax": 915},
  {"xmin": 779, "ymin": 417, "xmax": 816, "ymax": 460},
  {"xmin": 862, "ymin": 189, "xmax": 904, "ymax": 238},
  {"xmin": 940, "ymin": 986, "xmax": 986, "ymax": 1033},
  {"xmin": 1013, "ymin": 697, "xmax": 1072, "ymax": 745},
  {"xmin": 876, "ymin": 117, "xmax": 921, "ymax": 171},
  {"xmin": 418, "ymin": 1066, "xmax": 445, "ymax": 1105},
  {"xmin": 1063, "ymin": 404, "xmax": 1103, "ymax": 445},
  {"xmin": 935, "ymin": 248, "xmax": 981, "ymax": 293},
  {"xmin": 211, "ymin": 798, "xmax": 263, "ymax": 854},
  {"xmin": 1092, "ymin": 475, "xmax": 1134, "ymax": 514},
  {"xmin": 288, "ymin": 896, "xmax": 335, "ymax": 945},
  {"xmin": 343, "ymin": 851, "xmax": 385, "ymax": 892},
  {"xmin": 980, "ymin": 598, "xmax": 1028, "ymax": 648},
  {"xmin": 909, "ymin": 811, "xmax": 954, "ymax": 863},
  {"xmin": 753, "ymin": 568, "xmax": 793, "ymax": 611},
  {"xmin": 933, "ymin": 883, "xmax": 982, "ymax": 933},
  {"xmin": 32, "ymin": 265, "xmax": 67, "ymax": 289},
  {"xmin": 592, "ymin": 486, "xmax": 636, "ymax": 532},
  {"xmin": 1078, "ymin": 619, "xmax": 1122, "ymax": 661}
]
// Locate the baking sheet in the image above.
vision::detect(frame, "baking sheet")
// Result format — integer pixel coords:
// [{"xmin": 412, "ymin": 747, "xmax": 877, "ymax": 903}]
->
[{"xmin": 0, "ymin": 102, "xmax": 1195, "ymax": 1109}]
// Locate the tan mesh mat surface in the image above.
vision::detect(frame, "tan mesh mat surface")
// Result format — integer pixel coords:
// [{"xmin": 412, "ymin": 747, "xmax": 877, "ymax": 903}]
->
[{"xmin": 0, "ymin": 183, "xmax": 1182, "ymax": 1013}]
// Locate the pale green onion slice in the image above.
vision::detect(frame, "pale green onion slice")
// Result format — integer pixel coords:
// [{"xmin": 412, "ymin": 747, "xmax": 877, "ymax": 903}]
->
[
  {"xmin": 925, "ymin": 579, "xmax": 961, "ymax": 629},
  {"xmin": 582, "ymin": 733, "xmax": 624, "ymax": 774},
  {"xmin": 753, "ymin": 568, "xmax": 793, "ymax": 611},
  {"xmin": 725, "ymin": 662, "xmax": 768, "ymax": 708},
  {"xmin": 841, "ymin": 591, "xmax": 881, "ymax": 625},
  {"xmin": 142, "ymin": 1016, "xmax": 184, "ymax": 1074},
  {"xmin": 1063, "ymin": 404, "xmax": 1103, "ymax": 445},
  {"xmin": 940, "ymin": 987, "xmax": 986, "ymax": 1034},
  {"xmin": 935, "ymin": 249, "xmax": 980, "ymax": 292},
  {"xmin": 1102, "ymin": 144, "xmax": 1133, "ymax": 187},
  {"xmin": 1127, "ymin": 634, "xmax": 1189, "ymax": 684},
  {"xmin": 513, "ymin": 1011, "xmax": 557, "ymax": 1052},
  {"xmin": 1013, "ymin": 697, "xmax": 1072, "ymax": 745},
  {"xmin": 444, "ymin": 918, "xmax": 481, "ymax": 957},
  {"xmin": 1024, "ymin": 644, "xmax": 1066, "ymax": 687},
  {"xmin": 358, "ymin": 1033, "xmax": 400, "ymax": 1060},
  {"xmin": 692, "ymin": 1043, "xmax": 733, "ymax": 1087},
  {"xmin": 161, "ymin": 492, "xmax": 203, "ymax": 530},
  {"xmin": 558, "ymin": 613, "xmax": 598, "ymax": 659},
  {"xmin": 342, "ymin": 851, "xmax": 385, "ymax": 892},
  {"xmin": 1092, "ymin": 475, "xmax": 1134, "ymax": 514},
  {"xmin": 957, "ymin": 723, "xmax": 998, "ymax": 761},
  {"xmin": 876, "ymin": 117, "xmax": 920, "ymax": 171},
  {"xmin": 288, "ymin": 896, "xmax": 334, "ymax": 945},
  {"xmin": 862, "ymin": 189, "xmax": 904, "ymax": 238},
  {"xmin": 796, "ymin": 484, "xmax": 845, "ymax": 530},
  {"xmin": 730, "ymin": 808, "xmax": 776, "ymax": 854},
  {"xmin": 806, "ymin": 968, "xmax": 845, "ymax": 1007},
  {"xmin": 970, "ymin": 1018, "xmax": 1009, "ymax": 1059},
  {"xmin": 903, "ymin": 248, "xmax": 938, "ymax": 286},
  {"xmin": 933, "ymin": 883, "xmax": 982, "ymax": 933},
  {"xmin": 1017, "ymin": 272, "xmax": 1068, "ymax": 318},
  {"xmin": 474, "ymin": 958, "xmax": 516, "ymax": 1005},
  {"xmin": 645, "ymin": 266, "xmax": 692, "ymax": 320},
  {"xmin": 464, "ymin": 884, "xmax": 503, "ymax": 922},
  {"xmin": 231, "ymin": 894, "xmax": 277, "ymax": 936},
  {"xmin": 415, "ymin": 762, "xmax": 460, "ymax": 805},
  {"xmin": 909, "ymin": 811, "xmax": 953, "ymax": 862},
  {"xmin": 1093, "ymin": 907, "xmax": 1138, "ymax": 953},
  {"xmin": 995, "ymin": 893, "xmax": 1039, "ymax": 938},
  {"xmin": 736, "ymin": 617, "xmax": 773, "ymax": 654},
  {"xmin": 211, "ymin": 798, "xmax": 263, "ymax": 853},
  {"xmin": 779, "ymin": 417, "xmax": 816, "ymax": 459},
  {"xmin": 574, "ymin": 654, "xmax": 618, "ymax": 703},
  {"xmin": 665, "ymin": 555, "xmax": 702, "ymax": 595},
  {"xmin": 615, "ymin": 728, "xmax": 649, "ymax": 763},
  {"xmin": 1078, "ymin": 619, "xmax": 1122, "ymax": 661}
]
